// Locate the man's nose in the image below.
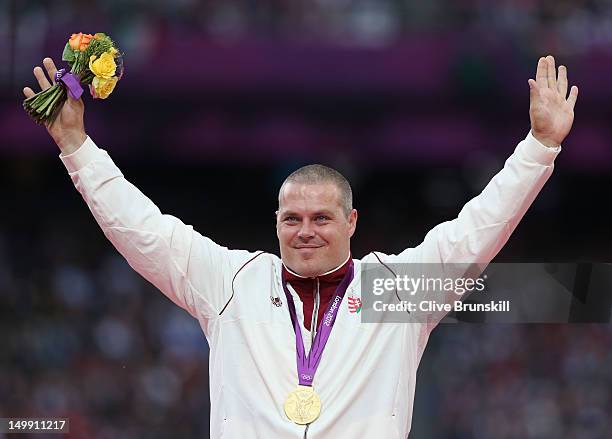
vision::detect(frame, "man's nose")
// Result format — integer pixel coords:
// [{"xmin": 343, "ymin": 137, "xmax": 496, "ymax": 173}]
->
[{"xmin": 297, "ymin": 220, "xmax": 315, "ymax": 240}]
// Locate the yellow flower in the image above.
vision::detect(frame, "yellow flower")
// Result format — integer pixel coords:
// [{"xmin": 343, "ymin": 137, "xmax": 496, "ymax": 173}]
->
[
  {"xmin": 89, "ymin": 51, "xmax": 117, "ymax": 79},
  {"xmin": 92, "ymin": 76, "xmax": 118, "ymax": 99}
]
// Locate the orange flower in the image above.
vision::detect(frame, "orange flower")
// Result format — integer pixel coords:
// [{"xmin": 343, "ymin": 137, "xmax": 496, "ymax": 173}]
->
[{"xmin": 69, "ymin": 33, "xmax": 95, "ymax": 51}]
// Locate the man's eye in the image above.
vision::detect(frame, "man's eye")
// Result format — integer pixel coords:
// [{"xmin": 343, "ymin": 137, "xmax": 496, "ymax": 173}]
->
[
  {"xmin": 284, "ymin": 217, "xmax": 299, "ymax": 222},
  {"xmin": 315, "ymin": 215, "xmax": 330, "ymax": 221}
]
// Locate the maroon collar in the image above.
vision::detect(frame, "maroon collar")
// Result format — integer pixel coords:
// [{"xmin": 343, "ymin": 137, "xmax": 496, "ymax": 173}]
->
[{"xmin": 281, "ymin": 257, "xmax": 352, "ymax": 331}]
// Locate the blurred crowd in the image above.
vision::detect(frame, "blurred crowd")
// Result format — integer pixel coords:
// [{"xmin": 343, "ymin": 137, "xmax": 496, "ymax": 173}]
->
[
  {"xmin": 417, "ymin": 324, "xmax": 612, "ymax": 438},
  {"xmin": 0, "ymin": 236, "xmax": 212, "ymax": 438},
  {"xmin": 6, "ymin": 0, "xmax": 612, "ymax": 53}
]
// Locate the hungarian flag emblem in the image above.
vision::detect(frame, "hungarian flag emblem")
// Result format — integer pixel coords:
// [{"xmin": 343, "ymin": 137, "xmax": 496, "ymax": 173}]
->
[{"xmin": 348, "ymin": 295, "xmax": 362, "ymax": 314}]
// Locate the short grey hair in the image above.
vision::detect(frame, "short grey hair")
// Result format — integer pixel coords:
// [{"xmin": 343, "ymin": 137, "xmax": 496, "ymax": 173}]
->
[{"xmin": 279, "ymin": 164, "xmax": 353, "ymax": 217}]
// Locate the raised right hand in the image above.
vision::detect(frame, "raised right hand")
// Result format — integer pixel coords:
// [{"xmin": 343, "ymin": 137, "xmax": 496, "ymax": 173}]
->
[{"xmin": 23, "ymin": 57, "xmax": 87, "ymax": 155}]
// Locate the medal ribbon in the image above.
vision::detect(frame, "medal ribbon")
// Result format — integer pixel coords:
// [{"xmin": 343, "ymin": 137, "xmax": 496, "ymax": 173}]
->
[{"xmin": 282, "ymin": 262, "xmax": 354, "ymax": 387}]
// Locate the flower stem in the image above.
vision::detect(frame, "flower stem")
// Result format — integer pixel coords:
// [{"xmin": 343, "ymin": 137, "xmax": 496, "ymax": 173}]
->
[
  {"xmin": 35, "ymin": 88, "xmax": 59, "ymax": 113},
  {"xmin": 44, "ymin": 89, "xmax": 64, "ymax": 117}
]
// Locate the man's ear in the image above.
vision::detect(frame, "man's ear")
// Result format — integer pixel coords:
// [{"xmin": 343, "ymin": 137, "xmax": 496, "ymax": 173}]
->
[{"xmin": 348, "ymin": 209, "xmax": 358, "ymax": 238}]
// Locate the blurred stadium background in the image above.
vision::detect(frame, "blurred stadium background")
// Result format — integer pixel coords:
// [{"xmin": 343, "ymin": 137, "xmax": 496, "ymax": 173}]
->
[{"xmin": 1, "ymin": 0, "xmax": 612, "ymax": 437}]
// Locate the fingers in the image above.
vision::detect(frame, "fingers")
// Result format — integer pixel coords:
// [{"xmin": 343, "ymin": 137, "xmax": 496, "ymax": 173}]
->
[
  {"xmin": 28, "ymin": 58, "xmax": 57, "ymax": 97},
  {"xmin": 33, "ymin": 65, "xmax": 52, "ymax": 91},
  {"xmin": 22, "ymin": 86, "xmax": 35, "ymax": 98},
  {"xmin": 546, "ymin": 55, "xmax": 556, "ymax": 89},
  {"xmin": 533, "ymin": 55, "xmax": 578, "ymax": 110},
  {"xmin": 535, "ymin": 57, "xmax": 547, "ymax": 87},
  {"xmin": 528, "ymin": 78, "xmax": 538, "ymax": 95},
  {"xmin": 43, "ymin": 58, "xmax": 58, "ymax": 84},
  {"xmin": 557, "ymin": 65, "xmax": 568, "ymax": 97},
  {"xmin": 567, "ymin": 85, "xmax": 579, "ymax": 110}
]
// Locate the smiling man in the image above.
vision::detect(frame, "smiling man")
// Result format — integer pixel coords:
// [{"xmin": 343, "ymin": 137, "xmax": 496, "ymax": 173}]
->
[
  {"xmin": 24, "ymin": 55, "xmax": 577, "ymax": 438},
  {"xmin": 277, "ymin": 166, "xmax": 356, "ymax": 278}
]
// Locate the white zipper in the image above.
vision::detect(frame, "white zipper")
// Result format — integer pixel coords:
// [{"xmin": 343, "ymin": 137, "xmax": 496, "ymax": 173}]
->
[{"xmin": 310, "ymin": 278, "xmax": 320, "ymax": 343}]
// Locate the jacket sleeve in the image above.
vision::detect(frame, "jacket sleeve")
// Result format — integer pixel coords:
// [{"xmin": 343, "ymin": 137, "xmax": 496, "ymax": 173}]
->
[
  {"xmin": 60, "ymin": 136, "xmax": 254, "ymax": 321},
  {"xmin": 378, "ymin": 131, "xmax": 561, "ymax": 339},
  {"xmin": 397, "ymin": 130, "xmax": 560, "ymax": 265}
]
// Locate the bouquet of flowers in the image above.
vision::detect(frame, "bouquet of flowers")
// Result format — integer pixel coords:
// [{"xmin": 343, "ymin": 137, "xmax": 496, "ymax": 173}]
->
[{"xmin": 23, "ymin": 32, "xmax": 124, "ymax": 125}]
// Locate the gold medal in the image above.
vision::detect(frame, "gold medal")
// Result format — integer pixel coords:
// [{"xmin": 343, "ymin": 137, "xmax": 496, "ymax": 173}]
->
[{"xmin": 284, "ymin": 385, "xmax": 322, "ymax": 425}]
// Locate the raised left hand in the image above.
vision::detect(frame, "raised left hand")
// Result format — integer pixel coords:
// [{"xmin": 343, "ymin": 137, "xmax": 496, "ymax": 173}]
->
[{"xmin": 528, "ymin": 55, "xmax": 579, "ymax": 148}]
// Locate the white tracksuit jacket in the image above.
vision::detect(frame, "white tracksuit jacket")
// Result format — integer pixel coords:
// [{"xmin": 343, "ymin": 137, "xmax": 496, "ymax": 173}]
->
[{"xmin": 60, "ymin": 132, "xmax": 559, "ymax": 438}]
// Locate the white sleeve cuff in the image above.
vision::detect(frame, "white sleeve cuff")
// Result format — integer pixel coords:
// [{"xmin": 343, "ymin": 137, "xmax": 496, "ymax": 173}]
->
[
  {"xmin": 519, "ymin": 131, "xmax": 562, "ymax": 166},
  {"xmin": 59, "ymin": 136, "xmax": 100, "ymax": 173}
]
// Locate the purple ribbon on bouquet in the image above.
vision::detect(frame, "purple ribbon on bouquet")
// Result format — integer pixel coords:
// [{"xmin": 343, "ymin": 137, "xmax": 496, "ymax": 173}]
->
[{"xmin": 54, "ymin": 69, "xmax": 83, "ymax": 100}]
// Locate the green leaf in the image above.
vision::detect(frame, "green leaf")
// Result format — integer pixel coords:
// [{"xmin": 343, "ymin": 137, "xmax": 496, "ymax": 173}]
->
[
  {"xmin": 62, "ymin": 42, "xmax": 75, "ymax": 62},
  {"xmin": 94, "ymin": 32, "xmax": 109, "ymax": 42}
]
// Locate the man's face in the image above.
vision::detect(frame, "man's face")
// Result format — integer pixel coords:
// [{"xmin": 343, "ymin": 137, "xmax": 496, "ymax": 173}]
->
[{"xmin": 276, "ymin": 181, "xmax": 357, "ymax": 277}]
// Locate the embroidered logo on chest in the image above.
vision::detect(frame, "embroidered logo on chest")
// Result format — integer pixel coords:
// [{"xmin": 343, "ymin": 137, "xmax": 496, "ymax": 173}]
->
[{"xmin": 348, "ymin": 294, "xmax": 362, "ymax": 314}]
